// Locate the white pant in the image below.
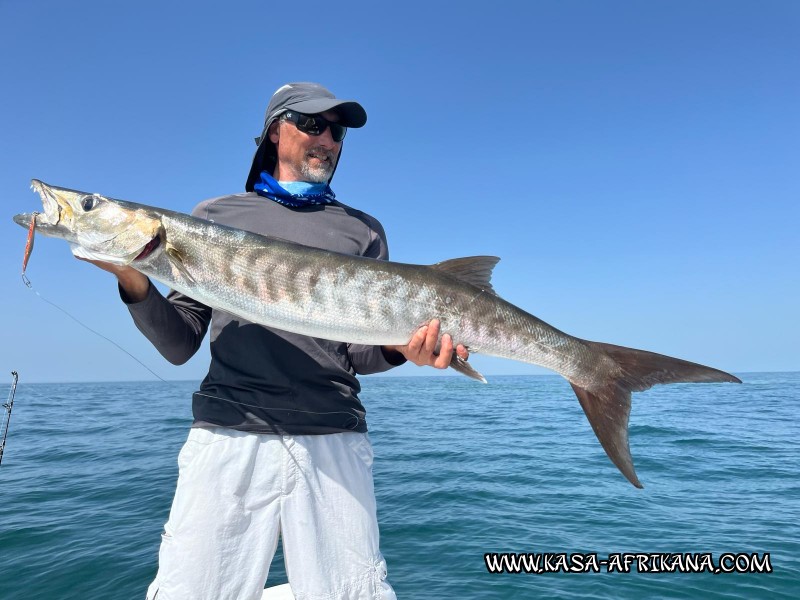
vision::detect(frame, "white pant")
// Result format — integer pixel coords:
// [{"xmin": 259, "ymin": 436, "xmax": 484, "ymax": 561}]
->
[{"xmin": 146, "ymin": 427, "xmax": 396, "ymax": 600}]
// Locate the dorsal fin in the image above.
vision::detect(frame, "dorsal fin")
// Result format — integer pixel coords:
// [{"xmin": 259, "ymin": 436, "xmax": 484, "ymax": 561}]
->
[{"xmin": 431, "ymin": 256, "xmax": 500, "ymax": 294}]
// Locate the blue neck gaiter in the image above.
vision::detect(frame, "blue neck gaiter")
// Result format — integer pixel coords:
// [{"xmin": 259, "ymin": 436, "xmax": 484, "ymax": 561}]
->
[{"xmin": 254, "ymin": 171, "xmax": 336, "ymax": 208}]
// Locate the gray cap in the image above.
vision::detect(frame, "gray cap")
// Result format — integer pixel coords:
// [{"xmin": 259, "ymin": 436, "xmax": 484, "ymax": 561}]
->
[{"xmin": 245, "ymin": 82, "xmax": 367, "ymax": 191}]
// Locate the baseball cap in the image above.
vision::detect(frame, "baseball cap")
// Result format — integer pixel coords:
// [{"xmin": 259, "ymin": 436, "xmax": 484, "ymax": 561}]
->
[{"xmin": 245, "ymin": 82, "xmax": 367, "ymax": 191}]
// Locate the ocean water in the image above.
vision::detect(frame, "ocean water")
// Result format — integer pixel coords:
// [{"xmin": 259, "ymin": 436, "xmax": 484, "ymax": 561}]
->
[{"xmin": 0, "ymin": 373, "xmax": 797, "ymax": 599}]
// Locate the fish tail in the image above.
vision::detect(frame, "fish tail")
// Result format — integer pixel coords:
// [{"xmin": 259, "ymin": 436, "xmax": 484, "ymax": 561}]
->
[{"xmin": 569, "ymin": 341, "xmax": 741, "ymax": 488}]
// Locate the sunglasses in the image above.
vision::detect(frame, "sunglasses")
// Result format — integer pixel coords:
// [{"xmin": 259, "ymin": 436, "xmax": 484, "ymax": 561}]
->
[{"xmin": 283, "ymin": 111, "xmax": 347, "ymax": 142}]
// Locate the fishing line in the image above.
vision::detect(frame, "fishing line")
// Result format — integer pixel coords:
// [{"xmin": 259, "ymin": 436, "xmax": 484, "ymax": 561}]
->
[
  {"xmin": 12, "ymin": 384, "xmax": 359, "ymax": 461},
  {"xmin": 192, "ymin": 392, "xmax": 361, "ymax": 430},
  {"xmin": 26, "ymin": 283, "xmax": 168, "ymax": 383},
  {"xmin": 19, "ymin": 213, "xmax": 361, "ymax": 430},
  {"xmin": 16, "ymin": 378, "xmax": 360, "ymax": 434},
  {"xmin": 21, "ymin": 281, "xmax": 361, "ymax": 430}
]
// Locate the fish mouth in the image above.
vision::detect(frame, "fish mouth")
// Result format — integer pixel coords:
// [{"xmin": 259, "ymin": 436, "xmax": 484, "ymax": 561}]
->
[
  {"xmin": 133, "ymin": 234, "xmax": 161, "ymax": 261},
  {"xmin": 30, "ymin": 179, "xmax": 63, "ymax": 225}
]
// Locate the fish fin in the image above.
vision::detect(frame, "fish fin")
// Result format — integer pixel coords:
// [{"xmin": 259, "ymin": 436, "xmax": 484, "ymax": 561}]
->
[
  {"xmin": 431, "ymin": 256, "xmax": 500, "ymax": 294},
  {"xmin": 165, "ymin": 243, "xmax": 196, "ymax": 284},
  {"xmin": 449, "ymin": 354, "xmax": 487, "ymax": 383},
  {"xmin": 571, "ymin": 342, "xmax": 741, "ymax": 489}
]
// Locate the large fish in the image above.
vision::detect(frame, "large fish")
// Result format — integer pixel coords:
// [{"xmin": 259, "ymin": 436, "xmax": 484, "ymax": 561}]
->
[{"xmin": 14, "ymin": 180, "xmax": 741, "ymax": 487}]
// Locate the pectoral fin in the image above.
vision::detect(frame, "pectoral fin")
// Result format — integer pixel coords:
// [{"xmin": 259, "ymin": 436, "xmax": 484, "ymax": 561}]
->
[
  {"xmin": 449, "ymin": 353, "xmax": 487, "ymax": 383},
  {"xmin": 165, "ymin": 242, "xmax": 196, "ymax": 284}
]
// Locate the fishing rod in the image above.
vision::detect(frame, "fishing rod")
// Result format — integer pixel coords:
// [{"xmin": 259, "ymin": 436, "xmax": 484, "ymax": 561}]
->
[{"xmin": 0, "ymin": 371, "xmax": 19, "ymax": 466}]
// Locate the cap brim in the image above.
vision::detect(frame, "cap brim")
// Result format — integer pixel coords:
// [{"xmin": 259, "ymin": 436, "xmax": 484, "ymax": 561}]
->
[{"xmin": 285, "ymin": 99, "xmax": 367, "ymax": 128}]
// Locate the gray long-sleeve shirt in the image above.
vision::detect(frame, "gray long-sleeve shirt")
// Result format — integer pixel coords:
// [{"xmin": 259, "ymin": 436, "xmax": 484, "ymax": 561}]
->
[{"xmin": 125, "ymin": 192, "xmax": 404, "ymax": 434}]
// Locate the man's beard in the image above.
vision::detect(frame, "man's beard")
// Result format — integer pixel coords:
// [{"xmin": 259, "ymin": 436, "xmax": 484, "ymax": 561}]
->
[{"xmin": 300, "ymin": 146, "xmax": 338, "ymax": 183}]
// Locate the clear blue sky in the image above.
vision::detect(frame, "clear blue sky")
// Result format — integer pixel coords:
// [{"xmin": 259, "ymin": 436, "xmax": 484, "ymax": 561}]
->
[{"xmin": 1, "ymin": 0, "xmax": 797, "ymax": 383}]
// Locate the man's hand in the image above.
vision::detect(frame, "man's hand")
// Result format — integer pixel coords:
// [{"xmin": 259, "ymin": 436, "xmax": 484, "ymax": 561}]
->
[
  {"xmin": 75, "ymin": 257, "xmax": 150, "ymax": 303},
  {"xmin": 383, "ymin": 319, "xmax": 469, "ymax": 369}
]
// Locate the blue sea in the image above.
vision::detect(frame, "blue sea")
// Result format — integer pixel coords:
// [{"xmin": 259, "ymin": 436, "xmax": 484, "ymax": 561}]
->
[{"xmin": 1, "ymin": 373, "xmax": 797, "ymax": 599}]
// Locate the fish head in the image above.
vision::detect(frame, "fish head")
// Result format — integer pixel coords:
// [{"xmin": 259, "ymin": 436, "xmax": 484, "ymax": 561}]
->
[{"xmin": 13, "ymin": 180, "xmax": 163, "ymax": 264}]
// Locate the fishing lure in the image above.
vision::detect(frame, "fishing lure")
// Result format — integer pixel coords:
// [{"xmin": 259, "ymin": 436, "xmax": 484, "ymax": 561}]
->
[
  {"xmin": 0, "ymin": 371, "xmax": 19, "ymax": 466},
  {"xmin": 21, "ymin": 212, "xmax": 38, "ymax": 287}
]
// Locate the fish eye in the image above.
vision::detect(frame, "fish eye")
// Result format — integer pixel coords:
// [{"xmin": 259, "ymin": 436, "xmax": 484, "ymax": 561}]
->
[{"xmin": 81, "ymin": 195, "xmax": 96, "ymax": 211}]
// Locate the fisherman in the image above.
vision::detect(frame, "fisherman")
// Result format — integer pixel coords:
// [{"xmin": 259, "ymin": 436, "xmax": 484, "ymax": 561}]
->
[{"xmin": 82, "ymin": 82, "xmax": 468, "ymax": 599}]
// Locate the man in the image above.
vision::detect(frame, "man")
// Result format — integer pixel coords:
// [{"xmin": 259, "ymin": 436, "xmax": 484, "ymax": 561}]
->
[{"xmin": 85, "ymin": 82, "xmax": 467, "ymax": 599}]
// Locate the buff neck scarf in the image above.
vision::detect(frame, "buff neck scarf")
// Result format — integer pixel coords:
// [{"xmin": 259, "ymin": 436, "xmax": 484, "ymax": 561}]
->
[{"xmin": 253, "ymin": 171, "xmax": 336, "ymax": 208}]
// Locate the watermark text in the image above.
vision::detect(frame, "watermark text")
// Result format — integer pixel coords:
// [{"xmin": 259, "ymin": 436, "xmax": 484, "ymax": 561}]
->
[{"xmin": 484, "ymin": 552, "xmax": 772, "ymax": 574}]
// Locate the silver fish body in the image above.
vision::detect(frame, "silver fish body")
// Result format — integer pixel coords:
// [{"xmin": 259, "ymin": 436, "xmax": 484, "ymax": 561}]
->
[
  {"xmin": 142, "ymin": 213, "xmax": 606, "ymax": 381},
  {"xmin": 14, "ymin": 180, "xmax": 741, "ymax": 488}
]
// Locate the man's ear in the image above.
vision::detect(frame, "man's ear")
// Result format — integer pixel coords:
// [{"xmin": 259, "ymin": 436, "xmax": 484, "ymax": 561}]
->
[{"xmin": 268, "ymin": 121, "xmax": 280, "ymax": 144}]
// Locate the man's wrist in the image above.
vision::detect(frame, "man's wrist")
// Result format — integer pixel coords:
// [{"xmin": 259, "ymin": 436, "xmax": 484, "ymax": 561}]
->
[
  {"xmin": 381, "ymin": 346, "xmax": 407, "ymax": 366},
  {"xmin": 117, "ymin": 271, "xmax": 150, "ymax": 304}
]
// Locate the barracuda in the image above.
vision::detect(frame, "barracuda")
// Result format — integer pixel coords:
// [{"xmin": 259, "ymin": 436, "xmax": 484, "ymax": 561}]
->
[{"xmin": 13, "ymin": 180, "xmax": 741, "ymax": 488}]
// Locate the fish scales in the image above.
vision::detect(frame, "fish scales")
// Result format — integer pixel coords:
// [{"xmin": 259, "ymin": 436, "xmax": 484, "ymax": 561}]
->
[
  {"xmin": 146, "ymin": 215, "xmax": 428, "ymax": 345},
  {"xmin": 131, "ymin": 212, "xmax": 600, "ymax": 379}
]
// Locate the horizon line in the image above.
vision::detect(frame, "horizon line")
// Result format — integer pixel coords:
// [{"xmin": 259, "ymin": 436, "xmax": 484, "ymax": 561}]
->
[{"xmin": 4, "ymin": 370, "xmax": 797, "ymax": 386}]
